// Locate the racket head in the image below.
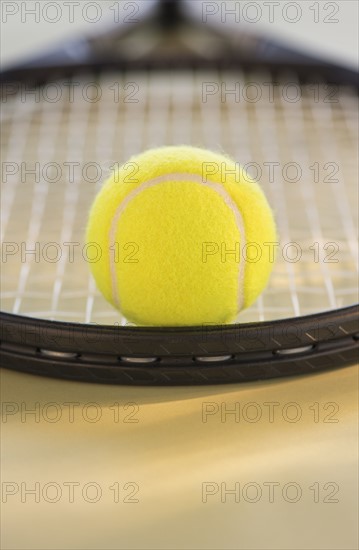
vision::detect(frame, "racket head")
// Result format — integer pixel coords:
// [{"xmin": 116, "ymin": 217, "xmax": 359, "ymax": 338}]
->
[{"xmin": 1, "ymin": 7, "xmax": 358, "ymax": 384}]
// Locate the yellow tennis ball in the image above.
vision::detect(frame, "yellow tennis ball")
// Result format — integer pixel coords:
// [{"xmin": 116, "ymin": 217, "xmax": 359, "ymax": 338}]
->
[{"xmin": 86, "ymin": 146, "xmax": 277, "ymax": 326}]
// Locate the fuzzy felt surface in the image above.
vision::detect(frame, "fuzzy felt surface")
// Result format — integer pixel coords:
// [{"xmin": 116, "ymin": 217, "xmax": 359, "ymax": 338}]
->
[{"xmin": 86, "ymin": 146, "xmax": 277, "ymax": 326}]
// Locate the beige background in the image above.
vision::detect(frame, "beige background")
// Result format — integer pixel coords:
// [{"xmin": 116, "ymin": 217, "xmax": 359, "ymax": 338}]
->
[{"xmin": 1, "ymin": 364, "xmax": 358, "ymax": 549}]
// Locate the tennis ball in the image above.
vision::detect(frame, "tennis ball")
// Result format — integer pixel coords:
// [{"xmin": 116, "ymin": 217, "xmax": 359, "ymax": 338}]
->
[{"xmin": 86, "ymin": 146, "xmax": 277, "ymax": 326}]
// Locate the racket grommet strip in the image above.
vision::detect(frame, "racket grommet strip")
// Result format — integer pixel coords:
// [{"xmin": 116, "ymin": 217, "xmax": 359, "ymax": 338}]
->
[
  {"xmin": 194, "ymin": 355, "xmax": 233, "ymax": 363},
  {"xmin": 120, "ymin": 356, "xmax": 158, "ymax": 364},
  {"xmin": 38, "ymin": 349, "xmax": 79, "ymax": 360},
  {"xmin": 274, "ymin": 345, "xmax": 315, "ymax": 356}
]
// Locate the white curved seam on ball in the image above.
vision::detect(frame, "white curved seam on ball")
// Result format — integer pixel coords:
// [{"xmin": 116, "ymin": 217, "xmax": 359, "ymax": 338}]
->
[{"xmin": 109, "ymin": 173, "xmax": 247, "ymax": 316}]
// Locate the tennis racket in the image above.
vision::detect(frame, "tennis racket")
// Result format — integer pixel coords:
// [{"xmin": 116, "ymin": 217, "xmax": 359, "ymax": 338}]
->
[{"xmin": 1, "ymin": 0, "xmax": 358, "ymax": 385}]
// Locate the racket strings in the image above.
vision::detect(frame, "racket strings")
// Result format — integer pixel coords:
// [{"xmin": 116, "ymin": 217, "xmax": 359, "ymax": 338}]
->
[{"xmin": 1, "ymin": 69, "xmax": 358, "ymax": 323}]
